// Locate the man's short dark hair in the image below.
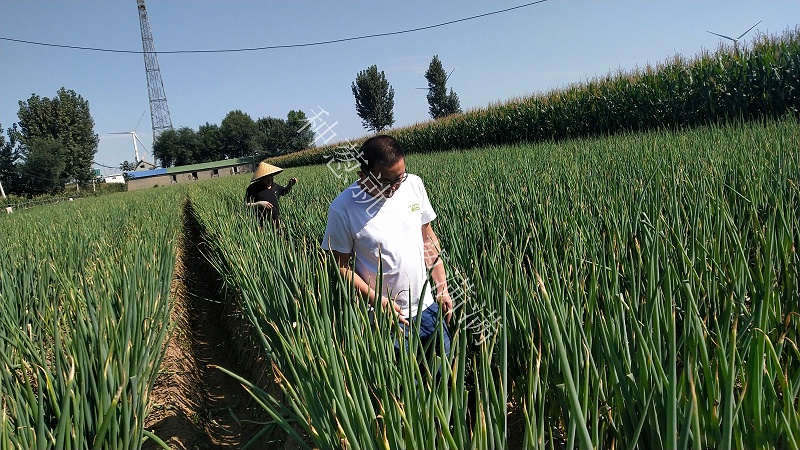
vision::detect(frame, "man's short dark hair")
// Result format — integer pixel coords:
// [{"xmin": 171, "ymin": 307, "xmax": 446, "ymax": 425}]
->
[{"xmin": 359, "ymin": 135, "xmax": 405, "ymax": 172}]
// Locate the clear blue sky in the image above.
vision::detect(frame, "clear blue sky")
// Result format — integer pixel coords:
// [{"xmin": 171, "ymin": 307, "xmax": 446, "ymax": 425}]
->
[{"xmin": 1, "ymin": 1, "xmax": 797, "ymax": 175}]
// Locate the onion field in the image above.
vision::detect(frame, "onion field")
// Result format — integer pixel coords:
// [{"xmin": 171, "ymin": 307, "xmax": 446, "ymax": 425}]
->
[
  {"xmin": 1, "ymin": 117, "xmax": 799, "ymax": 449},
  {"xmin": 190, "ymin": 117, "xmax": 800, "ymax": 449},
  {"xmin": 0, "ymin": 188, "xmax": 185, "ymax": 449}
]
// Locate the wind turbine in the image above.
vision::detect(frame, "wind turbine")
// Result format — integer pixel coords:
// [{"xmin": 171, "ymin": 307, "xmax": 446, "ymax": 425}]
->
[
  {"xmin": 109, "ymin": 131, "xmax": 149, "ymax": 163},
  {"xmin": 109, "ymin": 111, "xmax": 150, "ymax": 165},
  {"xmin": 707, "ymin": 20, "xmax": 762, "ymax": 52}
]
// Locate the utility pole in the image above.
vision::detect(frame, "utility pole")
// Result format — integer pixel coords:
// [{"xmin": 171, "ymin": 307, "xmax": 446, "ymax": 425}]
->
[
  {"xmin": 137, "ymin": 0, "xmax": 173, "ymax": 166},
  {"xmin": 0, "ymin": 180, "xmax": 6, "ymax": 199}
]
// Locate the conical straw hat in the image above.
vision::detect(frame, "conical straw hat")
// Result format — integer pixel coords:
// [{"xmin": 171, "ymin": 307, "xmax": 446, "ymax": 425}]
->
[{"xmin": 250, "ymin": 161, "xmax": 283, "ymax": 184}]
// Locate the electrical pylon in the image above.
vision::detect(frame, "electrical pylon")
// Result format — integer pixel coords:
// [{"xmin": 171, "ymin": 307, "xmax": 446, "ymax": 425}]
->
[{"xmin": 137, "ymin": 0, "xmax": 173, "ymax": 152}]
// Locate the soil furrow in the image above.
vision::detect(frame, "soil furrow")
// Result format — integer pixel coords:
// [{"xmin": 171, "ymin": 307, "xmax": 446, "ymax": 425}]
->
[{"xmin": 143, "ymin": 202, "xmax": 276, "ymax": 449}]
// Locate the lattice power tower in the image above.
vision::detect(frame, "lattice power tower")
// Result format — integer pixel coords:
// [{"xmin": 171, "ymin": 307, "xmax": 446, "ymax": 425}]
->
[{"xmin": 137, "ymin": 0, "xmax": 173, "ymax": 146}]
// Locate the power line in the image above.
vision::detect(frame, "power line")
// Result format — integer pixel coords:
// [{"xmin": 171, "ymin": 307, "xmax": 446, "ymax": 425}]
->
[
  {"xmin": 93, "ymin": 161, "xmax": 121, "ymax": 169},
  {"xmin": 0, "ymin": 1, "xmax": 549, "ymax": 54}
]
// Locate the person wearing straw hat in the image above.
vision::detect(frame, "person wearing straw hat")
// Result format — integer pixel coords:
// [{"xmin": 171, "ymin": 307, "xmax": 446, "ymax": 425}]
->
[
  {"xmin": 322, "ymin": 135, "xmax": 452, "ymax": 356},
  {"xmin": 245, "ymin": 161, "xmax": 297, "ymax": 228}
]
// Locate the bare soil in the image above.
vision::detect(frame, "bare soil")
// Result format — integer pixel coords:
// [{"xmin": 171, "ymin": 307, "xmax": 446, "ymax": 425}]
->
[{"xmin": 143, "ymin": 208, "xmax": 283, "ymax": 449}]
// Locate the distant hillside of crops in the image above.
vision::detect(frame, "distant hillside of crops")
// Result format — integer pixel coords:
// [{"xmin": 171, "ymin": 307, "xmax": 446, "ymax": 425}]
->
[{"xmin": 269, "ymin": 27, "xmax": 800, "ymax": 168}]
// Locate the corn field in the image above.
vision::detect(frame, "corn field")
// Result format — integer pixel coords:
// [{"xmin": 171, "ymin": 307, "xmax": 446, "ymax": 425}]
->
[
  {"xmin": 271, "ymin": 27, "xmax": 800, "ymax": 168},
  {"xmin": 187, "ymin": 116, "xmax": 800, "ymax": 448}
]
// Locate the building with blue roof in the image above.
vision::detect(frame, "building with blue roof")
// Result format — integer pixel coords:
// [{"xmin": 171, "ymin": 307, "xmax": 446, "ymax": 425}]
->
[{"xmin": 125, "ymin": 156, "xmax": 256, "ymax": 190}]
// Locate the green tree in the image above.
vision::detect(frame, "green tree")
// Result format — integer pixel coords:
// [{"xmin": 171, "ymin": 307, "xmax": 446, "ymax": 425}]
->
[
  {"xmin": 220, "ymin": 110, "xmax": 260, "ymax": 159},
  {"xmin": 15, "ymin": 88, "xmax": 99, "ymax": 188},
  {"xmin": 119, "ymin": 160, "xmax": 136, "ymax": 172},
  {"xmin": 257, "ymin": 110, "xmax": 316, "ymax": 156},
  {"xmin": 256, "ymin": 116, "xmax": 287, "ymax": 156},
  {"xmin": 0, "ymin": 123, "xmax": 20, "ymax": 194},
  {"xmin": 18, "ymin": 137, "xmax": 68, "ymax": 195},
  {"xmin": 119, "ymin": 160, "xmax": 136, "ymax": 181},
  {"xmin": 352, "ymin": 65, "xmax": 395, "ymax": 132},
  {"xmin": 425, "ymin": 55, "xmax": 461, "ymax": 119},
  {"xmin": 197, "ymin": 122, "xmax": 224, "ymax": 162},
  {"xmin": 152, "ymin": 129, "xmax": 179, "ymax": 168},
  {"xmin": 287, "ymin": 110, "xmax": 315, "ymax": 152},
  {"xmin": 152, "ymin": 127, "xmax": 203, "ymax": 167},
  {"xmin": 173, "ymin": 127, "xmax": 200, "ymax": 166}
]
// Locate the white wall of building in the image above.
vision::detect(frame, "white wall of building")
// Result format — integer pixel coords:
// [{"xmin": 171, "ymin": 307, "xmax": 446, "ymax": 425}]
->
[{"xmin": 104, "ymin": 174, "xmax": 126, "ymax": 184}]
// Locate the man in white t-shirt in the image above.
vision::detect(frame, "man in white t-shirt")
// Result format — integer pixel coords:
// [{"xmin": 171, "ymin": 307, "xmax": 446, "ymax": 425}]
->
[{"xmin": 322, "ymin": 135, "xmax": 451, "ymax": 354}]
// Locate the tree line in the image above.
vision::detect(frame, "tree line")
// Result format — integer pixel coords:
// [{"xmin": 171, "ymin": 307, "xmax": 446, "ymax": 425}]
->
[
  {"xmin": 149, "ymin": 54, "xmax": 463, "ymax": 167},
  {"xmin": 1, "ymin": 55, "xmax": 461, "ymax": 197},
  {"xmin": 144, "ymin": 109, "xmax": 316, "ymax": 169}
]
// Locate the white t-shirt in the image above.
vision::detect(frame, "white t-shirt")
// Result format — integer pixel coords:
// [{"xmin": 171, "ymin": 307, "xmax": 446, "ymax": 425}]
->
[{"xmin": 322, "ymin": 174, "xmax": 437, "ymax": 319}]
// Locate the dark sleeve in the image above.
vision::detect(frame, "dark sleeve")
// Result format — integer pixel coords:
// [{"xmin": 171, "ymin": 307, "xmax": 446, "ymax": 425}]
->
[{"xmin": 277, "ymin": 183, "xmax": 292, "ymax": 197}]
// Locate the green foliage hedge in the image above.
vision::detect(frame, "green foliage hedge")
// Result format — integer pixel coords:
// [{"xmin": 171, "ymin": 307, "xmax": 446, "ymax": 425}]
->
[{"xmin": 269, "ymin": 27, "xmax": 800, "ymax": 168}]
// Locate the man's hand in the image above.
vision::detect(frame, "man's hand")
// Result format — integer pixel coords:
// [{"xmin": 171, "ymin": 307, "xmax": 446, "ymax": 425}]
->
[
  {"xmin": 380, "ymin": 296, "xmax": 409, "ymax": 326},
  {"xmin": 289, "ymin": 177, "xmax": 298, "ymax": 185},
  {"xmin": 258, "ymin": 200, "xmax": 274, "ymax": 209},
  {"xmin": 437, "ymin": 290, "xmax": 453, "ymax": 324}
]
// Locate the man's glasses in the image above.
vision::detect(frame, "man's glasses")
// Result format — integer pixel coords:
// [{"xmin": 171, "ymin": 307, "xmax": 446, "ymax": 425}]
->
[{"xmin": 367, "ymin": 171, "xmax": 408, "ymax": 191}]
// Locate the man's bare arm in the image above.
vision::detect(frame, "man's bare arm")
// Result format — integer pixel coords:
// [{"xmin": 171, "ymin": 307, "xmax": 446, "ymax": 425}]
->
[
  {"xmin": 332, "ymin": 250, "xmax": 408, "ymax": 324},
  {"xmin": 422, "ymin": 222, "xmax": 452, "ymax": 323}
]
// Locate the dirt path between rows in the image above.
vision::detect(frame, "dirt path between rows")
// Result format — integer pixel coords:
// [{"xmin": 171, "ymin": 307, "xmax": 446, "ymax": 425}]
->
[{"xmin": 142, "ymin": 204, "xmax": 284, "ymax": 449}]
